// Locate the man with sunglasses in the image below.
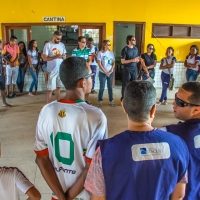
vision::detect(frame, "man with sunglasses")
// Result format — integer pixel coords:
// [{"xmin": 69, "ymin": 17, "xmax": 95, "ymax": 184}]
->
[
  {"xmin": 42, "ymin": 30, "xmax": 67, "ymax": 103},
  {"xmin": 85, "ymin": 81, "xmax": 189, "ymax": 200},
  {"xmin": 121, "ymin": 35, "xmax": 141, "ymax": 101},
  {"xmin": 161, "ymin": 82, "xmax": 200, "ymax": 200},
  {"xmin": 35, "ymin": 57, "xmax": 107, "ymax": 200},
  {"xmin": 72, "ymin": 36, "xmax": 92, "ymax": 104}
]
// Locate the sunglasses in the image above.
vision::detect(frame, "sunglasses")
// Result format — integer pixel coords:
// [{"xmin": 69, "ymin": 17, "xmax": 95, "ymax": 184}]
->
[
  {"xmin": 55, "ymin": 37, "xmax": 62, "ymax": 41},
  {"xmin": 76, "ymin": 73, "xmax": 94, "ymax": 82},
  {"xmin": 149, "ymin": 48, "xmax": 154, "ymax": 50},
  {"xmin": 175, "ymin": 94, "xmax": 200, "ymax": 107}
]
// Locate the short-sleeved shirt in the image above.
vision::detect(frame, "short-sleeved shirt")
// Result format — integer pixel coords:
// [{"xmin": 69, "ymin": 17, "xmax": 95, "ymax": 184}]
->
[
  {"xmin": 72, "ymin": 47, "xmax": 92, "ymax": 62},
  {"xmin": 87, "ymin": 45, "xmax": 98, "ymax": 65},
  {"xmin": 27, "ymin": 50, "xmax": 38, "ymax": 65},
  {"xmin": 34, "ymin": 99, "xmax": 108, "ymax": 200},
  {"xmin": 43, "ymin": 42, "xmax": 67, "ymax": 73},
  {"xmin": 97, "ymin": 50, "xmax": 115, "ymax": 73},
  {"xmin": 161, "ymin": 56, "xmax": 176, "ymax": 74},
  {"xmin": 186, "ymin": 55, "xmax": 200, "ymax": 71},
  {"xmin": 121, "ymin": 46, "xmax": 138, "ymax": 70},
  {"xmin": 2, "ymin": 44, "xmax": 19, "ymax": 66},
  {"xmin": 141, "ymin": 53, "xmax": 157, "ymax": 70},
  {"xmin": 18, "ymin": 53, "xmax": 26, "ymax": 64},
  {"xmin": 0, "ymin": 167, "xmax": 33, "ymax": 200}
]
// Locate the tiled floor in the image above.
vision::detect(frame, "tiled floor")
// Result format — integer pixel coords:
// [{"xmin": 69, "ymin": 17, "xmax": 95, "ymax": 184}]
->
[{"xmin": 0, "ymin": 88, "xmax": 180, "ymax": 200}]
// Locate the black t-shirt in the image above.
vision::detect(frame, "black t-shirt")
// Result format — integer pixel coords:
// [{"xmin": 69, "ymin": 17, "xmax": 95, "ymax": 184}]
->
[
  {"xmin": 121, "ymin": 46, "xmax": 138, "ymax": 69},
  {"xmin": 141, "ymin": 53, "xmax": 157, "ymax": 70}
]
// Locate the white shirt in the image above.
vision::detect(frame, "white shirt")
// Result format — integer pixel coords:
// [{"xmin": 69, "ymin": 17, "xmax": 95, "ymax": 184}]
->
[
  {"xmin": 88, "ymin": 45, "xmax": 98, "ymax": 65},
  {"xmin": 43, "ymin": 41, "xmax": 67, "ymax": 73},
  {"xmin": 186, "ymin": 55, "xmax": 200, "ymax": 71},
  {"xmin": 34, "ymin": 100, "xmax": 108, "ymax": 200},
  {"xmin": 161, "ymin": 56, "xmax": 176, "ymax": 74},
  {"xmin": 27, "ymin": 50, "xmax": 38, "ymax": 65},
  {"xmin": 0, "ymin": 167, "xmax": 33, "ymax": 200},
  {"xmin": 97, "ymin": 50, "xmax": 115, "ymax": 73}
]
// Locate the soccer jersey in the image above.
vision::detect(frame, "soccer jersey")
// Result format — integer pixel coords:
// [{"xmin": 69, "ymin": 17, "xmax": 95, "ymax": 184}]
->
[
  {"xmin": 0, "ymin": 167, "xmax": 33, "ymax": 200},
  {"xmin": 34, "ymin": 99, "xmax": 108, "ymax": 200},
  {"xmin": 186, "ymin": 55, "xmax": 200, "ymax": 71},
  {"xmin": 72, "ymin": 47, "xmax": 91, "ymax": 62},
  {"xmin": 85, "ymin": 129, "xmax": 189, "ymax": 200},
  {"xmin": 87, "ymin": 45, "xmax": 98, "ymax": 65}
]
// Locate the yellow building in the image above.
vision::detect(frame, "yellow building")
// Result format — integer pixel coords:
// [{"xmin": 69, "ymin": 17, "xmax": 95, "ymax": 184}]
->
[{"xmin": 1, "ymin": 0, "xmax": 200, "ymax": 89}]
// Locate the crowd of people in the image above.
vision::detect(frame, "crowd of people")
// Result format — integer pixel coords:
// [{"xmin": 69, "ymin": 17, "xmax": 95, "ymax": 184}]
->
[{"xmin": 0, "ymin": 31, "xmax": 200, "ymax": 200}]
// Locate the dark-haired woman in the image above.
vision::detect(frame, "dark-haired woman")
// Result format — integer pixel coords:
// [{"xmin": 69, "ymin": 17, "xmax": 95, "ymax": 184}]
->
[
  {"xmin": 17, "ymin": 41, "xmax": 28, "ymax": 95},
  {"xmin": 141, "ymin": 44, "xmax": 157, "ymax": 80},
  {"xmin": 27, "ymin": 40, "xmax": 40, "ymax": 96},
  {"xmin": 157, "ymin": 47, "xmax": 176, "ymax": 106},
  {"xmin": 184, "ymin": 45, "xmax": 200, "ymax": 82}
]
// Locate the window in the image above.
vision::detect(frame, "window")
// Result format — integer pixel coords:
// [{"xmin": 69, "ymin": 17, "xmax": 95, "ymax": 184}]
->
[{"xmin": 152, "ymin": 24, "xmax": 200, "ymax": 38}]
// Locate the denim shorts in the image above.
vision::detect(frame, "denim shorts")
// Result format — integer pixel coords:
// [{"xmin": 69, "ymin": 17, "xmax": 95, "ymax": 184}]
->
[{"xmin": 42, "ymin": 64, "xmax": 47, "ymax": 72}]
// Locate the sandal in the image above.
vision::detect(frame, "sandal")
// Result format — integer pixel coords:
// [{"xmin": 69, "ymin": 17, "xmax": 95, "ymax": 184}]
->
[{"xmin": 11, "ymin": 93, "xmax": 17, "ymax": 98}]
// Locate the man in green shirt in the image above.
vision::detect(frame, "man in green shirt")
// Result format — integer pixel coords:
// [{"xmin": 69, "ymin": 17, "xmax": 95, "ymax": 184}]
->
[{"xmin": 72, "ymin": 36, "xmax": 92, "ymax": 104}]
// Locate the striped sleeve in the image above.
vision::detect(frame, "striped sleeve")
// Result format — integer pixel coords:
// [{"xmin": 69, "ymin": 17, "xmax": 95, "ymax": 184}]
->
[{"xmin": 72, "ymin": 49, "xmax": 77, "ymax": 57}]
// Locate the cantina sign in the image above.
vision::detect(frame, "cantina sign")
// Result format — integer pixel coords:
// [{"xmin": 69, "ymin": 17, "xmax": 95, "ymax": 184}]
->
[{"xmin": 42, "ymin": 16, "xmax": 66, "ymax": 22}]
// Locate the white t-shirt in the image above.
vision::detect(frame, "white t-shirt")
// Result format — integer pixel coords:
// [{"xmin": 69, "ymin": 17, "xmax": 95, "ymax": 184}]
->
[
  {"xmin": 88, "ymin": 45, "xmax": 98, "ymax": 65},
  {"xmin": 97, "ymin": 50, "xmax": 115, "ymax": 73},
  {"xmin": 186, "ymin": 55, "xmax": 200, "ymax": 71},
  {"xmin": 43, "ymin": 42, "xmax": 67, "ymax": 73},
  {"xmin": 34, "ymin": 99, "xmax": 108, "ymax": 200},
  {"xmin": 161, "ymin": 56, "xmax": 176, "ymax": 74},
  {"xmin": 0, "ymin": 167, "xmax": 33, "ymax": 200},
  {"xmin": 27, "ymin": 50, "xmax": 38, "ymax": 65}
]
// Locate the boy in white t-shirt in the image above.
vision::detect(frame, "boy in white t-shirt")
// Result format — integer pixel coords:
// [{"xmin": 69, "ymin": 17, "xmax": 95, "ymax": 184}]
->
[{"xmin": 35, "ymin": 57, "xmax": 107, "ymax": 200}]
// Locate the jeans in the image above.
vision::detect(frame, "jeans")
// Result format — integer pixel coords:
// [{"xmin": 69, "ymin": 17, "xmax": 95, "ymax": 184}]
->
[
  {"xmin": 121, "ymin": 68, "xmax": 138, "ymax": 99},
  {"xmin": 17, "ymin": 63, "xmax": 26, "ymax": 92},
  {"xmin": 98, "ymin": 71, "xmax": 114, "ymax": 101},
  {"xmin": 29, "ymin": 64, "xmax": 39, "ymax": 92},
  {"xmin": 186, "ymin": 69, "xmax": 199, "ymax": 82},
  {"xmin": 142, "ymin": 69, "xmax": 155, "ymax": 80},
  {"xmin": 159, "ymin": 71, "xmax": 170, "ymax": 102},
  {"xmin": 90, "ymin": 65, "xmax": 97, "ymax": 90}
]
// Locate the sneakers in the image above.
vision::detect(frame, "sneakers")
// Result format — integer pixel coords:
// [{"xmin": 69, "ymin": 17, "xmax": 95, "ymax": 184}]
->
[
  {"xmin": 156, "ymin": 101, "xmax": 167, "ymax": 106},
  {"xmin": 91, "ymin": 90, "xmax": 98, "ymax": 94},
  {"xmin": 98, "ymin": 101, "xmax": 102, "ymax": 107},
  {"xmin": 109, "ymin": 100, "xmax": 116, "ymax": 107},
  {"xmin": 85, "ymin": 101, "xmax": 92, "ymax": 105}
]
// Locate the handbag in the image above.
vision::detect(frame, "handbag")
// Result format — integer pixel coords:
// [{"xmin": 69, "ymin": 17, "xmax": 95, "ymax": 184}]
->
[
  {"xmin": 165, "ymin": 58, "xmax": 174, "ymax": 91},
  {"xmin": 4, "ymin": 52, "xmax": 12, "ymax": 61}
]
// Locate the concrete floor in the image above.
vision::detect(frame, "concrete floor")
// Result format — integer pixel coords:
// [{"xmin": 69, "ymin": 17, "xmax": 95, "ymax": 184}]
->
[{"xmin": 0, "ymin": 88, "xmax": 180, "ymax": 200}]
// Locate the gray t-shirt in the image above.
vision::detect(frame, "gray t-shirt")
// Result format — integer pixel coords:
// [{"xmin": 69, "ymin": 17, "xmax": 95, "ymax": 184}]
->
[{"xmin": 43, "ymin": 41, "xmax": 67, "ymax": 73}]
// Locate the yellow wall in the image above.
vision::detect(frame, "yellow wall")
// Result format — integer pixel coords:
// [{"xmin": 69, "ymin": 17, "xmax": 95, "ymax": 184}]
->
[{"xmin": 1, "ymin": 0, "xmax": 200, "ymax": 61}]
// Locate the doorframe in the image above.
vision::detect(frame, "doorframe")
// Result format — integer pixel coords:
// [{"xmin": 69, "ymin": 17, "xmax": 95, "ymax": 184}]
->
[
  {"xmin": 1, "ymin": 23, "xmax": 106, "ymax": 45},
  {"xmin": 113, "ymin": 21, "xmax": 146, "ymax": 55}
]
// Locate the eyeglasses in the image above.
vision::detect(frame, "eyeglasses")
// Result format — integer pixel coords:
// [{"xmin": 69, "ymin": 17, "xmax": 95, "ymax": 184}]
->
[
  {"xmin": 107, "ymin": 44, "xmax": 111, "ymax": 46},
  {"xmin": 175, "ymin": 94, "xmax": 200, "ymax": 107},
  {"xmin": 131, "ymin": 39, "xmax": 136, "ymax": 41},
  {"xmin": 149, "ymin": 48, "xmax": 154, "ymax": 50}
]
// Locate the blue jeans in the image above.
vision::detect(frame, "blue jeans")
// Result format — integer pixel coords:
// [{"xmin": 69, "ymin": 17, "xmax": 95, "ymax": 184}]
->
[
  {"xmin": 29, "ymin": 64, "xmax": 39, "ymax": 92},
  {"xmin": 98, "ymin": 71, "xmax": 114, "ymax": 101},
  {"xmin": 186, "ymin": 69, "xmax": 199, "ymax": 82},
  {"xmin": 142, "ymin": 69, "xmax": 155, "ymax": 80},
  {"xmin": 159, "ymin": 71, "xmax": 170, "ymax": 102},
  {"xmin": 17, "ymin": 63, "xmax": 26, "ymax": 92},
  {"xmin": 90, "ymin": 65, "xmax": 97, "ymax": 91}
]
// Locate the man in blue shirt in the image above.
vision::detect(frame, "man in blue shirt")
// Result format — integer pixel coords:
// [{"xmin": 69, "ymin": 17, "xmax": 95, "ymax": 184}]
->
[
  {"xmin": 85, "ymin": 81, "xmax": 189, "ymax": 200},
  {"xmin": 0, "ymin": 41, "xmax": 11, "ymax": 107},
  {"xmin": 121, "ymin": 35, "xmax": 140, "ymax": 101},
  {"xmin": 161, "ymin": 82, "xmax": 200, "ymax": 200}
]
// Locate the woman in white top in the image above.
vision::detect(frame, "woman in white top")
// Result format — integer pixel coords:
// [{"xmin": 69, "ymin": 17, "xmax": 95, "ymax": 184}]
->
[
  {"xmin": 184, "ymin": 45, "xmax": 200, "ymax": 82},
  {"xmin": 97, "ymin": 40, "xmax": 116, "ymax": 107},
  {"xmin": 27, "ymin": 40, "xmax": 40, "ymax": 96},
  {"xmin": 157, "ymin": 47, "xmax": 176, "ymax": 106}
]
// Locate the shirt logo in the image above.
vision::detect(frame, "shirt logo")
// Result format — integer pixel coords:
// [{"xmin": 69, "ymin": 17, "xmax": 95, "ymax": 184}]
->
[
  {"xmin": 58, "ymin": 109, "xmax": 66, "ymax": 118},
  {"xmin": 132, "ymin": 142, "xmax": 171, "ymax": 161}
]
